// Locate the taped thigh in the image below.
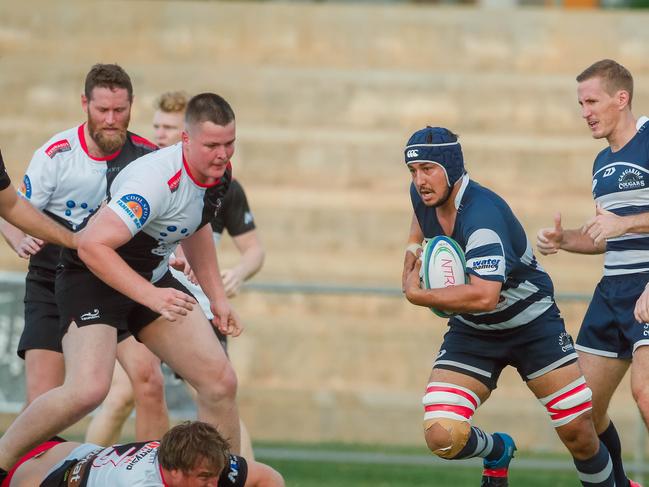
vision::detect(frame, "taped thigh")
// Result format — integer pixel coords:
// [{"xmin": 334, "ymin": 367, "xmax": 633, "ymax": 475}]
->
[
  {"xmin": 539, "ymin": 376, "xmax": 592, "ymax": 428},
  {"xmin": 422, "ymin": 382, "xmax": 481, "ymax": 458}
]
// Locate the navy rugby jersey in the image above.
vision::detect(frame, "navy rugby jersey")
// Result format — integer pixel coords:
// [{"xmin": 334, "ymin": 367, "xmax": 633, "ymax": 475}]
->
[
  {"xmin": 411, "ymin": 175, "xmax": 554, "ymax": 330},
  {"xmin": 104, "ymin": 143, "xmax": 231, "ymax": 282},
  {"xmin": 592, "ymin": 116, "xmax": 649, "ymax": 276},
  {"xmin": 19, "ymin": 124, "xmax": 157, "ymax": 274}
]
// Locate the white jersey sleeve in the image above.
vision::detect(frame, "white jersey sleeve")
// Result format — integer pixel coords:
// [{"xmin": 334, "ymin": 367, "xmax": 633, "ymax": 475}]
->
[
  {"xmin": 21, "ymin": 144, "xmax": 61, "ymax": 210},
  {"xmin": 106, "ymin": 158, "xmax": 169, "ymax": 236}
]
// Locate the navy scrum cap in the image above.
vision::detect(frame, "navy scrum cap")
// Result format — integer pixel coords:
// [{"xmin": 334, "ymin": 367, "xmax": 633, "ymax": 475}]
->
[{"xmin": 404, "ymin": 126, "xmax": 465, "ymax": 186}]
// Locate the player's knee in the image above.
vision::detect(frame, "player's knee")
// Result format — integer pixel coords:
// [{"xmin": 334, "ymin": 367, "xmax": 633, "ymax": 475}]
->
[
  {"xmin": 422, "ymin": 382, "xmax": 478, "ymax": 459},
  {"xmin": 424, "ymin": 418, "xmax": 471, "ymax": 458},
  {"xmin": 540, "ymin": 376, "xmax": 597, "ymax": 457},
  {"xmin": 556, "ymin": 412, "xmax": 599, "ymax": 459},
  {"xmin": 198, "ymin": 362, "xmax": 238, "ymax": 404},
  {"xmin": 103, "ymin": 387, "xmax": 135, "ymax": 418},
  {"xmin": 130, "ymin": 365, "xmax": 165, "ymax": 404},
  {"xmin": 72, "ymin": 380, "xmax": 111, "ymax": 415},
  {"xmin": 631, "ymin": 380, "xmax": 649, "ymax": 411}
]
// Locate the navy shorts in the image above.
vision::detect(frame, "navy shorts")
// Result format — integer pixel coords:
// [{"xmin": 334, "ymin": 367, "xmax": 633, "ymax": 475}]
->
[
  {"xmin": 577, "ymin": 273, "xmax": 649, "ymax": 359},
  {"xmin": 433, "ymin": 305, "xmax": 578, "ymax": 390},
  {"xmin": 56, "ymin": 269, "xmax": 194, "ymax": 339}
]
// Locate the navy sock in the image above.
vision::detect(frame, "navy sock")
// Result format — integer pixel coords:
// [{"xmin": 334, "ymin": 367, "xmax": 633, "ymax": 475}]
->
[
  {"xmin": 599, "ymin": 421, "xmax": 629, "ymax": 487},
  {"xmin": 453, "ymin": 426, "xmax": 504, "ymax": 461},
  {"xmin": 574, "ymin": 441, "xmax": 615, "ymax": 487}
]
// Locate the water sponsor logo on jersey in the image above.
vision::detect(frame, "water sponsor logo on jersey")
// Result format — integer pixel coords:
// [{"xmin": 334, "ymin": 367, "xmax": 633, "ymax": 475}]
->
[
  {"xmin": 19, "ymin": 175, "xmax": 32, "ymax": 199},
  {"xmin": 558, "ymin": 331, "xmax": 574, "ymax": 353},
  {"xmin": 470, "ymin": 257, "xmax": 501, "ymax": 273},
  {"xmin": 117, "ymin": 194, "xmax": 151, "ymax": 229},
  {"xmin": 618, "ymin": 168, "xmax": 645, "ymax": 190},
  {"xmin": 80, "ymin": 309, "xmax": 100, "ymax": 321}
]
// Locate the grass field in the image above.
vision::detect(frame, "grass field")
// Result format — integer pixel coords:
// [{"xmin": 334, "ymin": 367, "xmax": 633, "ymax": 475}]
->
[
  {"xmin": 254, "ymin": 443, "xmax": 584, "ymax": 487},
  {"xmin": 258, "ymin": 458, "xmax": 580, "ymax": 487}
]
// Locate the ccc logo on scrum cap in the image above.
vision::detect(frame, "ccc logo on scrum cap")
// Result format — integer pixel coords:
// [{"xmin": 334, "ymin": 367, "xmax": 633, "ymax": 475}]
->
[{"xmin": 406, "ymin": 149, "xmax": 419, "ymax": 158}]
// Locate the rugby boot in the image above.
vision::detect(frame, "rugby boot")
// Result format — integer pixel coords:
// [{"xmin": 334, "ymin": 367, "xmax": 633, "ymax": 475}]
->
[{"xmin": 480, "ymin": 433, "xmax": 516, "ymax": 487}]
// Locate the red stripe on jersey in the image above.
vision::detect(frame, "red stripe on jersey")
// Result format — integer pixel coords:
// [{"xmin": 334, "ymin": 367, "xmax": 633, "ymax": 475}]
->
[
  {"xmin": 131, "ymin": 134, "xmax": 158, "ymax": 150},
  {"xmin": 546, "ymin": 383, "xmax": 589, "ymax": 409},
  {"xmin": 425, "ymin": 385, "xmax": 478, "ymax": 409},
  {"xmin": 45, "ymin": 139, "xmax": 71, "ymax": 158},
  {"xmin": 3, "ymin": 439, "xmax": 65, "ymax": 487},
  {"xmin": 548, "ymin": 401, "xmax": 592, "ymax": 421},
  {"xmin": 182, "ymin": 154, "xmax": 228, "ymax": 188},
  {"xmin": 424, "ymin": 404, "xmax": 474, "ymax": 419},
  {"xmin": 168, "ymin": 170, "xmax": 182, "ymax": 193},
  {"xmin": 78, "ymin": 124, "xmax": 121, "ymax": 161}
]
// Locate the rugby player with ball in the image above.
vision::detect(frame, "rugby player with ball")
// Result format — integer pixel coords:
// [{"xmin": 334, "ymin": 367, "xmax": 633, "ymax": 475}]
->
[{"xmin": 401, "ymin": 126, "xmax": 620, "ymax": 487}]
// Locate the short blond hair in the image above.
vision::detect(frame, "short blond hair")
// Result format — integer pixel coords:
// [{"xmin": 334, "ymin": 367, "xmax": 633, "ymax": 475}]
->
[{"xmin": 155, "ymin": 91, "xmax": 190, "ymax": 114}]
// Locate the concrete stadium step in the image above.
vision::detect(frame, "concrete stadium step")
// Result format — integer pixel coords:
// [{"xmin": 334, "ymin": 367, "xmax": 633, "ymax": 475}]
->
[
  {"xmin": 4, "ymin": 1, "xmax": 649, "ymax": 77},
  {"xmin": 4, "ymin": 63, "xmax": 649, "ymax": 139}
]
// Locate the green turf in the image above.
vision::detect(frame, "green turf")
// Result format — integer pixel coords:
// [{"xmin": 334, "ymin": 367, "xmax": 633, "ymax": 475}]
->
[{"xmin": 257, "ymin": 457, "xmax": 581, "ymax": 487}]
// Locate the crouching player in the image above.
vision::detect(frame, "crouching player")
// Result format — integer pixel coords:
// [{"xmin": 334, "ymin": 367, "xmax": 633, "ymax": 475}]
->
[
  {"xmin": 401, "ymin": 127, "xmax": 618, "ymax": 486},
  {"xmin": 2, "ymin": 421, "xmax": 282, "ymax": 487}
]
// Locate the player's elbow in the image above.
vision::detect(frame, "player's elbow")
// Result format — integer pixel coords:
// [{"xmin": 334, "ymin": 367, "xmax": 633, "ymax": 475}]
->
[
  {"xmin": 77, "ymin": 237, "xmax": 101, "ymax": 267},
  {"xmin": 472, "ymin": 292, "xmax": 500, "ymax": 312}
]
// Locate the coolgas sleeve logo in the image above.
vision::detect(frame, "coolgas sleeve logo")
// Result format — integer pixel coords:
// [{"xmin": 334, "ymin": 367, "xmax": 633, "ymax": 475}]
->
[
  {"xmin": 116, "ymin": 193, "xmax": 151, "ymax": 229},
  {"xmin": 19, "ymin": 175, "xmax": 32, "ymax": 199}
]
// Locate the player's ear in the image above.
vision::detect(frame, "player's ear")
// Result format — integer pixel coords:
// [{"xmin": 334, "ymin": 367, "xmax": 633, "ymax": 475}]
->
[
  {"xmin": 81, "ymin": 94, "xmax": 89, "ymax": 114},
  {"xmin": 617, "ymin": 89, "xmax": 630, "ymax": 110}
]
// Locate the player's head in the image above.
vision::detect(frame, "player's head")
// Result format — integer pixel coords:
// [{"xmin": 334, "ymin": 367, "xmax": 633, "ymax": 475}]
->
[
  {"xmin": 182, "ymin": 93, "xmax": 236, "ymax": 184},
  {"xmin": 404, "ymin": 126, "xmax": 465, "ymax": 208},
  {"xmin": 576, "ymin": 59, "xmax": 634, "ymax": 140},
  {"xmin": 158, "ymin": 421, "xmax": 230, "ymax": 487},
  {"xmin": 82, "ymin": 63, "xmax": 133, "ymax": 154},
  {"xmin": 153, "ymin": 91, "xmax": 190, "ymax": 148}
]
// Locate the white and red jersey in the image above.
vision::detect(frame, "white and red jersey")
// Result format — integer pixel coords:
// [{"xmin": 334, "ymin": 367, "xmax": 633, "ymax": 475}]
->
[
  {"xmin": 19, "ymin": 124, "xmax": 157, "ymax": 274},
  {"xmin": 105, "ymin": 143, "xmax": 232, "ymax": 283},
  {"xmin": 41, "ymin": 442, "xmax": 247, "ymax": 486}
]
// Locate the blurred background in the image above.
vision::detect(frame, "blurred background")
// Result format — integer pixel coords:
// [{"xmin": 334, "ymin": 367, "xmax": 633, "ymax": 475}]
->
[{"xmin": 1, "ymin": 0, "xmax": 649, "ymax": 483}]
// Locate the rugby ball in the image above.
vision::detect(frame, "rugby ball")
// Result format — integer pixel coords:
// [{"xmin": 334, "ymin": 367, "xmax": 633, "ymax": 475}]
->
[{"xmin": 420, "ymin": 236, "xmax": 467, "ymax": 318}]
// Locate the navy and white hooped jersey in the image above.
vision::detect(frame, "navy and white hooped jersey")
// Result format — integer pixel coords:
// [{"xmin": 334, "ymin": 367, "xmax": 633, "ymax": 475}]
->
[
  {"xmin": 42, "ymin": 441, "xmax": 247, "ymax": 486},
  {"xmin": 411, "ymin": 175, "xmax": 555, "ymax": 330},
  {"xmin": 18, "ymin": 124, "xmax": 157, "ymax": 273},
  {"xmin": 106, "ymin": 144, "xmax": 231, "ymax": 283},
  {"xmin": 592, "ymin": 116, "xmax": 649, "ymax": 276}
]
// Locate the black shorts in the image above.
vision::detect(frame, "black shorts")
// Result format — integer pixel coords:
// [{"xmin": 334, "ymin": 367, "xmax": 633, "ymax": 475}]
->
[
  {"xmin": 56, "ymin": 268, "xmax": 193, "ymax": 339},
  {"xmin": 433, "ymin": 305, "xmax": 578, "ymax": 390},
  {"xmin": 18, "ymin": 272, "xmax": 61, "ymax": 358}
]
